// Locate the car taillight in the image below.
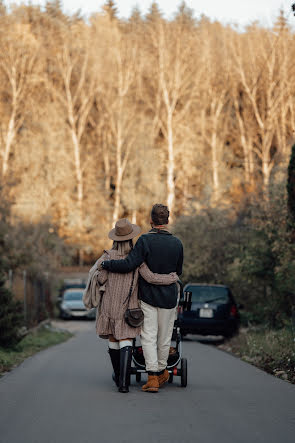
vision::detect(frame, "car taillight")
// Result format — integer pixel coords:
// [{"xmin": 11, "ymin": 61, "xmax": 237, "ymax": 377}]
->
[{"xmin": 230, "ymin": 305, "xmax": 238, "ymax": 317}]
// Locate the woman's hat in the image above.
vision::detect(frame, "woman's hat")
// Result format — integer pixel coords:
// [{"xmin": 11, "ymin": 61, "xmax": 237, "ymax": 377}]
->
[{"xmin": 108, "ymin": 218, "xmax": 141, "ymax": 241}]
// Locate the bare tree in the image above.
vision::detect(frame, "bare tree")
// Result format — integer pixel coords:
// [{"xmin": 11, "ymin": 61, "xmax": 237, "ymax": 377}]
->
[
  {"xmin": 1, "ymin": 4, "xmax": 295, "ymax": 258},
  {"xmin": 143, "ymin": 17, "xmax": 199, "ymax": 217},
  {"xmin": 273, "ymin": 21, "xmax": 295, "ymax": 162},
  {"xmin": 230, "ymin": 67, "xmax": 256, "ymax": 185},
  {"xmin": 0, "ymin": 24, "xmax": 39, "ymax": 178},
  {"xmin": 198, "ymin": 25, "xmax": 231, "ymax": 203},
  {"xmin": 48, "ymin": 23, "xmax": 97, "ymax": 260},
  {"xmin": 231, "ymin": 26, "xmax": 291, "ymax": 196},
  {"xmin": 93, "ymin": 19, "xmax": 141, "ymax": 225}
]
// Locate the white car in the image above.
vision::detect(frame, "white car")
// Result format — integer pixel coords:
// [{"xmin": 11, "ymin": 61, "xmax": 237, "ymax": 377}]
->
[{"xmin": 59, "ymin": 288, "xmax": 96, "ymax": 319}]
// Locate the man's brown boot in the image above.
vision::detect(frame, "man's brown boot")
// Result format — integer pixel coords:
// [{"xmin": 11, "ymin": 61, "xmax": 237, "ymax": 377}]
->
[
  {"xmin": 158, "ymin": 369, "xmax": 169, "ymax": 387},
  {"xmin": 142, "ymin": 374, "xmax": 159, "ymax": 393}
]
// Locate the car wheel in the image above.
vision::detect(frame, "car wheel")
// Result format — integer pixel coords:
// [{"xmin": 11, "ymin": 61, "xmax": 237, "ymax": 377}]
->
[
  {"xmin": 181, "ymin": 358, "xmax": 187, "ymax": 387},
  {"xmin": 168, "ymin": 373, "xmax": 173, "ymax": 383}
]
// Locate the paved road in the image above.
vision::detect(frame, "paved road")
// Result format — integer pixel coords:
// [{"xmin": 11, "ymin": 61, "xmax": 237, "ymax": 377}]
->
[{"xmin": 0, "ymin": 322, "xmax": 294, "ymax": 443}]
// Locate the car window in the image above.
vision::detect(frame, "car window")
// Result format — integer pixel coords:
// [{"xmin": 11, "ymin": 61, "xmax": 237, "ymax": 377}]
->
[
  {"xmin": 63, "ymin": 291, "xmax": 83, "ymax": 301},
  {"xmin": 186, "ymin": 286, "xmax": 229, "ymax": 304}
]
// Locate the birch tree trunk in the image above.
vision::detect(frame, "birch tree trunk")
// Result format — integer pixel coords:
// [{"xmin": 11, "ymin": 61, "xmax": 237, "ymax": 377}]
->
[
  {"xmin": 233, "ymin": 96, "xmax": 252, "ymax": 183},
  {"xmin": 112, "ymin": 130, "xmax": 123, "ymax": 224},
  {"xmin": 102, "ymin": 131, "xmax": 111, "ymax": 193},
  {"xmin": 70, "ymin": 127, "xmax": 83, "ymax": 224},
  {"xmin": 2, "ymin": 107, "xmax": 16, "ymax": 177},
  {"xmin": 207, "ymin": 96, "xmax": 226, "ymax": 204},
  {"xmin": 131, "ymin": 209, "xmax": 137, "ymax": 224},
  {"xmin": 64, "ymin": 72, "xmax": 85, "ymax": 263},
  {"xmin": 210, "ymin": 128, "xmax": 220, "ymax": 203},
  {"xmin": 166, "ymin": 110, "xmax": 175, "ymax": 214},
  {"xmin": 262, "ymin": 157, "xmax": 271, "ymax": 191}
]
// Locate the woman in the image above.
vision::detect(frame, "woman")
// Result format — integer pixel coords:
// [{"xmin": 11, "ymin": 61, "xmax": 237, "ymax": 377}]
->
[{"xmin": 95, "ymin": 218, "xmax": 178, "ymax": 393}]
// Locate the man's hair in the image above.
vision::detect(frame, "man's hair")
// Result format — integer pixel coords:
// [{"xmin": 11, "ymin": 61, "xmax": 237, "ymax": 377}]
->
[{"xmin": 151, "ymin": 204, "xmax": 169, "ymax": 225}]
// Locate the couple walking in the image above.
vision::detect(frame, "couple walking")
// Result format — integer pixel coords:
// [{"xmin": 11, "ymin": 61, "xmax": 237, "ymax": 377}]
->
[{"xmin": 94, "ymin": 204, "xmax": 183, "ymax": 393}]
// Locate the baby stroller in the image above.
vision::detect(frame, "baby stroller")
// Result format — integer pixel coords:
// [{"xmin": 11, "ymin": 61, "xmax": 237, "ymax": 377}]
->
[{"xmin": 130, "ymin": 281, "xmax": 189, "ymax": 387}]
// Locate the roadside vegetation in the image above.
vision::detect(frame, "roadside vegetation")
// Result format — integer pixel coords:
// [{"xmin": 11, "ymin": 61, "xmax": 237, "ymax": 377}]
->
[
  {"xmin": 0, "ymin": 183, "xmax": 73, "ymax": 325},
  {"xmin": 0, "ymin": 325, "xmax": 72, "ymax": 376},
  {"xmin": 173, "ymin": 182, "xmax": 295, "ymax": 329},
  {"xmin": 173, "ymin": 145, "xmax": 295, "ymax": 383},
  {"xmin": 0, "ymin": 186, "xmax": 73, "ymax": 367},
  {"xmin": 219, "ymin": 323, "xmax": 295, "ymax": 384},
  {"xmin": 0, "ymin": 186, "xmax": 73, "ymax": 280}
]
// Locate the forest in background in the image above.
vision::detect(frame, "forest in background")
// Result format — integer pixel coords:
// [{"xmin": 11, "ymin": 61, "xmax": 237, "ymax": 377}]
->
[
  {"xmin": 0, "ymin": 0, "xmax": 294, "ymax": 261},
  {"xmin": 0, "ymin": 1, "xmax": 295, "ymax": 329}
]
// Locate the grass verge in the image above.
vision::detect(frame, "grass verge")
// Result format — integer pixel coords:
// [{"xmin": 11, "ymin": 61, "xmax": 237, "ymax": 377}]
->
[
  {"xmin": 218, "ymin": 322, "xmax": 295, "ymax": 384},
  {"xmin": 0, "ymin": 326, "xmax": 73, "ymax": 376}
]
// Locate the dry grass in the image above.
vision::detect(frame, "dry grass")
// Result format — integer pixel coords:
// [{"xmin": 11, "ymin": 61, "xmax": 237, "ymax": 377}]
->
[{"xmin": 218, "ymin": 323, "xmax": 295, "ymax": 384}]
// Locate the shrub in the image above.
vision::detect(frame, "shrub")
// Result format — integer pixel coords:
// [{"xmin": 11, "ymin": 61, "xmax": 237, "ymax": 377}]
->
[
  {"xmin": 173, "ymin": 183, "xmax": 295, "ymax": 327},
  {"xmin": 287, "ymin": 143, "xmax": 295, "ymax": 223},
  {"xmin": 0, "ymin": 273, "xmax": 24, "ymax": 348}
]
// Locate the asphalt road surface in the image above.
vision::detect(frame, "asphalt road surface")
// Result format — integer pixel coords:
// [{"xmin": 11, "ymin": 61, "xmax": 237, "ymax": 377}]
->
[{"xmin": 0, "ymin": 322, "xmax": 294, "ymax": 443}]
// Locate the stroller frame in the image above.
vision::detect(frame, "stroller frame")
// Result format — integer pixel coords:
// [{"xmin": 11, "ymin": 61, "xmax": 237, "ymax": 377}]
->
[{"xmin": 130, "ymin": 326, "xmax": 188, "ymax": 387}]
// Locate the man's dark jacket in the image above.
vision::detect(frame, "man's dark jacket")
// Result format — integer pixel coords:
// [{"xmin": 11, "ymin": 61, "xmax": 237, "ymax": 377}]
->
[{"xmin": 103, "ymin": 228, "xmax": 183, "ymax": 309}]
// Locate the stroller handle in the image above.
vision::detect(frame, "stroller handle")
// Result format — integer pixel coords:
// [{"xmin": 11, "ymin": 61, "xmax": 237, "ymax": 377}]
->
[{"xmin": 178, "ymin": 280, "xmax": 192, "ymax": 312}]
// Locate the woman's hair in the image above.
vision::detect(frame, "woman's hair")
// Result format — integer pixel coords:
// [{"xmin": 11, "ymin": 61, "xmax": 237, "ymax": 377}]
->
[{"xmin": 112, "ymin": 239, "xmax": 133, "ymax": 255}]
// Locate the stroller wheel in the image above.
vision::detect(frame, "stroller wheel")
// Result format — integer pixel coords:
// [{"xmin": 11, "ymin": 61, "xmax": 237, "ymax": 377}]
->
[
  {"xmin": 136, "ymin": 372, "xmax": 141, "ymax": 382},
  {"xmin": 181, "ymin": 358, "xmax": 187, "ymax": 387},
  {"xmin": 168, "ymin": 372, "xmax": 173, "ymax": 383}
]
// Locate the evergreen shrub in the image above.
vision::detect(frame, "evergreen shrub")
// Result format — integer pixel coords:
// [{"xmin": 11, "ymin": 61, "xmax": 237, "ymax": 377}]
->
[
  {"xmin": 287, "ymin": 143, "xmax": 295, "ymax": 223},
  {"xmin": 0, "ymin": 273, "xmax": 24, "ymax": 348}
]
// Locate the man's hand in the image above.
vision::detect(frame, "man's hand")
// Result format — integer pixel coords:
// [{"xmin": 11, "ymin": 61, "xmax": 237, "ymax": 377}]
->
[
  {"xmin": 99, "ymin": 261, "xmax": 109, "ymax": 270},
  {"xmin": 101, "ymin": 236, "xmax": 146, "ymax": 273}
]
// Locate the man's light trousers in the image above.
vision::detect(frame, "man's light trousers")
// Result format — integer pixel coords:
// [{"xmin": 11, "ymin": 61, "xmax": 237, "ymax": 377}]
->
[{"xmin": 140, "ymin": 301, "xmax": 176, "ymax": 373}]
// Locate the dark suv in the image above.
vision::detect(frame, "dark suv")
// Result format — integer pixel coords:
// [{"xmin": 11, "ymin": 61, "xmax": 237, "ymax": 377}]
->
[{"xmin": 178, "ymin": 283, "xmax": 240, "ymax": 338}]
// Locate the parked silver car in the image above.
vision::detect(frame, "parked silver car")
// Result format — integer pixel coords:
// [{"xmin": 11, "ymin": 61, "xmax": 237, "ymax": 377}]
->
[{"xmin": 59, "ymin": 288, "xmax": 96, "ymax": 319}]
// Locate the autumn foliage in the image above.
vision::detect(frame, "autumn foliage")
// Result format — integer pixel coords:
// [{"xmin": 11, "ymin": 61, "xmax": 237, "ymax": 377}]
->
[{"xmin": 0, "ymin": 1, "xmax": 294, "ymax": 260}]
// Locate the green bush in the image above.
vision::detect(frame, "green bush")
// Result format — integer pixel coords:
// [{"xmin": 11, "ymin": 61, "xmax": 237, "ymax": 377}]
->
[
  {"xmin": 173, "ymin": 183, "xmax": 295, "ymax": 327},
  {"xmin": 0, "ymin": 184, "xmax": 73, "ymax": 277},
  {"xmin": 0, "ymin": 274, "xmax": 24, "ymax": 348},
  {"xmin": 287, "ymin": 143, "xmax": 295, "ymax": 223}
]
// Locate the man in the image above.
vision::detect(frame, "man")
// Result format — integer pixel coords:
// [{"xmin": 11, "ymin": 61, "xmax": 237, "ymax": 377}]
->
[{"xmin": 101, "ymin": 204, "xmax": 183, "ymax": 393}]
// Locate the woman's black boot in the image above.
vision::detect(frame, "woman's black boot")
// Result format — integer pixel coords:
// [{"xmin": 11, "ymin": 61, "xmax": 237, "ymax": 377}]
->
[
  {"xmin": 119, "ymin": 346, "xmax": 132, "ymax": 393},
  {"xmin": 108, "ymin": 348, "xmax": 120, "ymax": 387}
]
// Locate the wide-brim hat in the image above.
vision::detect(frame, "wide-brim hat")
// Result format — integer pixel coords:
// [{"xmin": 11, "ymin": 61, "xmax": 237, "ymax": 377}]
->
[{"xmin": 108, "ymin": 218, "xmax": 141, "ymax": 241}]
